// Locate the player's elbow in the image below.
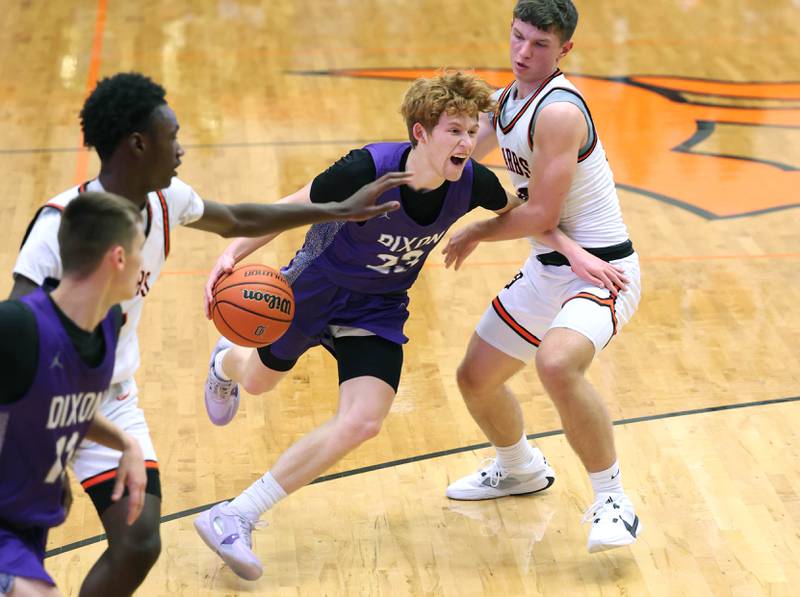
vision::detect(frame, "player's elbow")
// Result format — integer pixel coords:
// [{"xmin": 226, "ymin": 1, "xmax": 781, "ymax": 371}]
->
[
  {"xmin": 217, "ymin": 213, "xmax": 249, "ymax": 238},
  {"xmin": 525, "ymin": 207, "xmax": 560, "ymax": 236},
  {"xmin": 217, "ymin": 225, "xmax": 241, "ymax": 238}
]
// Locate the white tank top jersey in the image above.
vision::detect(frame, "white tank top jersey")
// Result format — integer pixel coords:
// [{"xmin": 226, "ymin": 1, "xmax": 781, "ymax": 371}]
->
[
  {"xmin": 490, "ymin": 70, "xmax": 629, "ymax": 255},
  {"xmin": 13, "ymin": 177, "xmax": 205, "ymax": 384}
]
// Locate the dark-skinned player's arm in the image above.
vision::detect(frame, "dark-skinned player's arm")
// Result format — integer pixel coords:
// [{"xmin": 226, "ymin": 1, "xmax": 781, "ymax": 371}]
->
[
  {"xmin": 187, "ymin": 171, "xmax": 409, "ymax": 238},
  {"xmin": 443, "ymin": 103, "xmax": 628, "ymax": 296},
  {"xmin": 8, "ymin": 274, "xmax": 38, "ymax": 300},
  {"xmin": 201, "ymin": 171, "xmax": 411, "ymax": 317}
]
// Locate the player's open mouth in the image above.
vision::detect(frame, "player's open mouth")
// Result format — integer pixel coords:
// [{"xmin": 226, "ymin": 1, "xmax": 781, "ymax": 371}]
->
[{"xmin": 450, "ymin": 156, "xmax": 466, "ymax": 166}]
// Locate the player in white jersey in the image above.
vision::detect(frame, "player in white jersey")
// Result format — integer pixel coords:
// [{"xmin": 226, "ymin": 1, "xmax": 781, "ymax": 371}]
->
[
  {"xmin": 10, "ymin": 72, "xmax": 401, "ymax": 596},
  {"xmin": 442, "ymin": 0, "xmax": 643, "ymax": 553}
]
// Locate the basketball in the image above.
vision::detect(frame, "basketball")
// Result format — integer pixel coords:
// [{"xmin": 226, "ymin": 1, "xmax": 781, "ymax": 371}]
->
[{"xmin": 210, "ymin": 264, "xmax": 294, "ymax": 347}]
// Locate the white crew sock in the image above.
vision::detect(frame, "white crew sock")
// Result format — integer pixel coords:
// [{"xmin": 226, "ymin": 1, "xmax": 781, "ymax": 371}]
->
[
  {"xmin": 495, "ymin": 433, "xmax": 537, "ymax": 473},
  {"xmin": 213, "ymin": 348, "xmax": 232, "ymax": 381},
  {"xmin": 229, "ymin": 471, "xmax": 287, "ymax": 522},
  {"xmin": 589, "ymin": 461, "xmax": 623, "ymax": 498}
]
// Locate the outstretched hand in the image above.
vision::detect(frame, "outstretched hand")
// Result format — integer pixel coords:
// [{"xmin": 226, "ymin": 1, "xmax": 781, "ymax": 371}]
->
[
  {"xmin": 569, "ymin": 251, "xmax": 630, "ymax": 297},
  {"xmin": 334, "ymin": 171, "xmax": 412, "ymax": 221},
  {"xmin": 204, "ymin": 252, "xmax": 237, "ymax": 319},
  {"xmin": 442, "ymin": 224, "xmax": 481, "ymax": 270}
]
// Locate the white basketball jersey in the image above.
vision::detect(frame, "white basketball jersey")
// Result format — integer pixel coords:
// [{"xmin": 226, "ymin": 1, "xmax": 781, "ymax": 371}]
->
[
  {"xmin": 14, "ymin": 177, "xmax": 204, "ymax": 384},
  {"xmin": 491, "ymin": 70, "xmax": 629, "ymax": 254}
]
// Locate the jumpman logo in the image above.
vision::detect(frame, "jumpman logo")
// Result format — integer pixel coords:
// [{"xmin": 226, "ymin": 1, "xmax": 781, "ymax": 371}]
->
[
  {"xmin": 50, "ymin": 352, "xmax": 64, "ymax": 370},
  {"xmin": 380, "ymin": 211, "xmax": 391, "ymax": 220}
]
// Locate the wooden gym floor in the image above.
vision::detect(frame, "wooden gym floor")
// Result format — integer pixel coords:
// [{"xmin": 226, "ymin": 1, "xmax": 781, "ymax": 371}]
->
[{"xmin": 1, "ymin": 1, "xmax": 799, "ymax": 595}]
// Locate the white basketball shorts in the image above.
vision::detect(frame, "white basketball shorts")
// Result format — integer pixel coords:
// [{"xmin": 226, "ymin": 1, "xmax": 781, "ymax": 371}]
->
[
  {"xmin": 476, "ymin": 252, "xmax": 641, "ymax": 363},
  {"xmin": 70, "ymin": 377, "xmax": 159, "ymax": 489}
]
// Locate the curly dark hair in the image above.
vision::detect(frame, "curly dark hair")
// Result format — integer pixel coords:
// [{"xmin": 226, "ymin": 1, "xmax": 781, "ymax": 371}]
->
[{"xmin": 80, "ymin": 72, "xmax": 167, "ymax": 160}]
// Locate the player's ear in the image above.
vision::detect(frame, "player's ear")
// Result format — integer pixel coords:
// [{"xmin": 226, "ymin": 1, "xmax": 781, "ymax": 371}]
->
[
  {"xmin": 128, "ymin": 132, "xmax": 146, "ymax": 156},
  {"xmin": 559, "ymin": 40, "xmax": 574, "ymax": 59},
  {"xmin": 412, "ymin": 122, "xmax": 428, "ymax": 145},
  {"xmin": 109, "ymin": 245, "xmax": 126, "ymax": 271}
]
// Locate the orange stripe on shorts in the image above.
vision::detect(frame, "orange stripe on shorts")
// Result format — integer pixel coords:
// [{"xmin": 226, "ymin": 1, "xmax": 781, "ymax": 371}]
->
[
  {"xmin": 81, "ymin": 460, "xmax": 159, "ymax": 490},
  {"xmin": 562, "ymin": 292, "xmax": 618, "ymax": 336},
  {"xmin": 491, "ymin": 296, "xmax": 541, "ymax": 347}
]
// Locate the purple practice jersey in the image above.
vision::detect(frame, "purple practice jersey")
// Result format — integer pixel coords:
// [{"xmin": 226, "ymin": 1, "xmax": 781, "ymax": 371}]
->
[
  {"xmin": 283, "ymin": 142, "xmax": 474, "ymax": 294},
  {"xmin": 0, "ymin": 289, "xmax": 117, "ymax": 530}
]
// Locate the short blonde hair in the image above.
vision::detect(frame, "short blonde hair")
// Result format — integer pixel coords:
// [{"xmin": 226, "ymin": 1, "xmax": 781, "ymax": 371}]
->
[{"xmin": 400, "ymin": 71, "xmax": 496, "ymax": 147}]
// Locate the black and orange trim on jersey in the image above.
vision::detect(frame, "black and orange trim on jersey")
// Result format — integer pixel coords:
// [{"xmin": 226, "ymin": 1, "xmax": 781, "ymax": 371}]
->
[
  {"xmin": 527, "ymin": 87, "xmax": 598, "ymax": 162},
  {"xmin": 492, "ymin": 296, "xmax": 541, "ymax": 347},
  {"xmin": 495, "ymin": 69, "xmax": 562, "ymax": 135},
  {"xmin": 18, "ymin": 180, "xmax": 93, "ymax": 249},
  {"xmin": 491, "ymin": 81, "xmax": 515, "ymax": 129},
  {"xmin": 562, "ymin": 292, "xmax": 619, "ymax": 337},
  {"xmin": 156, "ymin": 190, "xmax": 170, "ymax": 258},
  {"xmin": 142, "ymin": 200, "xmax": 153, "ymax": 239},
  {"xmin": 80, "ymin": 460, "xmax": 160, "ymax": 490}
]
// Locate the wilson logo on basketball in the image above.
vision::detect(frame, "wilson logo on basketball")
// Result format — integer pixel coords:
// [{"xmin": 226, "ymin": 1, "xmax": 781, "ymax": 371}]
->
[
  {"xmin": 303, "ymin": 68, "xmax": 800, "ymax": 219},
  {"xmin": 243, "ymin": 269, "xmax": 279, "ymax": 278},
  {"xmin": 241, "ymin": 290, "xmax": 292, "ymax": 315}
]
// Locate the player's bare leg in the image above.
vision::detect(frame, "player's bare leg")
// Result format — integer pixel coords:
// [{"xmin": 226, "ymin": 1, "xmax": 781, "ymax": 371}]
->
[
  {"xmin": 225, "ymin": 346, "xmax": 286, "ymax": 395},
  {"xmin": 195, "ymin": 376, "xmax": 395, "ymax": 579},
  {"xmin": 455, "ymin": 333, "xmax": 527, "ymax": 446},
  {"xmin": 204, "ymin": 340, "xmax": 288, "ymax": 425},
  {"xmin": 447, "ymin": 333, "xmax": 555, "ymax": 500},
  {"xmin": 79, "ymin": 495, "xmax": 161, "ymax": 597},
  {"xmin": 535, "ymin": 327, "xmax": 615, "ymax": 472},
  {"xmin": 270, "ymin": 376, "xmax": 395, "ymax": 492},
  {"xmin": 536, "ymin": 326, "xmax": 641, "ymax": 552}
]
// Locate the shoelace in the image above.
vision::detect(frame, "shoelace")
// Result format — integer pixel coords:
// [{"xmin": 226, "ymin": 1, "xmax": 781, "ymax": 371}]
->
[
  {"xmin": 580, "ymin": 495, "xmax": 619, "ymax": 525},
  {"xmin": 476, "ymin": 458, "xmax": 505, "ymax": 488},
  {"xmin": 208, "ymin": 371, "xmax": 236, "ymax": 399},
  {"xmin": 229, "ymin": 512, "xmax": 268, "ymax": 549}
]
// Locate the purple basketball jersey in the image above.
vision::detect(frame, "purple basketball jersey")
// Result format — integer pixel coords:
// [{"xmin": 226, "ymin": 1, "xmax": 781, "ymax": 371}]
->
[
  {"xmin": 0, "ymin": 289, "xmax": 116, "ymax": 530},
  {"xmin": 283, "ymin": 142, "xmax": 473, "ymax": 294}
]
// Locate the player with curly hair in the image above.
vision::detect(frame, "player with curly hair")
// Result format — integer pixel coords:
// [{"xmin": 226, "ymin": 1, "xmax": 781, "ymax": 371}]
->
[
  {"xmin": 195, "ymin": 71, "xmax": 624, "ymax": 580},
  {"xmin": 10, "ymin": 71, "xmax": 405, "ymax": 596}
]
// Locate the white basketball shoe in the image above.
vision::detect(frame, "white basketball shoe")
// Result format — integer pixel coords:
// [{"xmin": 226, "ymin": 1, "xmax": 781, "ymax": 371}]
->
[
  {"xmin": 446, "ymin": 448, "xmax": 555, "ymax": 500},
  {"xmin": 582, "ymin": 493, "xmax": 642, "ymax": 553}
]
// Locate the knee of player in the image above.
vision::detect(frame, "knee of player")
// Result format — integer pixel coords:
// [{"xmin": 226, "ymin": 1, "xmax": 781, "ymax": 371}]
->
[
  {"xmin": 112, "ymin": 524, "xmax": 161, "ymax": 568},
  {"xmin": 456, "ymin": 361, "xmax": 490, "ymax": 397},
  {"xmin": 240, "ymin": 369, "xmax": 279, "ymax": 395},
  {"xmin": 535, "ymin": 348, "xmax": 579, "ymax": 385},
  {"xmin": 336, "ymin": 413, "xmax": 384, "ymax": 445}
]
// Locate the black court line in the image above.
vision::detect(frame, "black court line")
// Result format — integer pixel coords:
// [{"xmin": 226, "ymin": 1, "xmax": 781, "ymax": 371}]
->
[
  {"xmin": 44, "ymin": 393, "xmax": 800, "ymax": 558},
  {"xmin": 0, "ymin": 138, "xmax": 407, "ymax": 156},
  {"xmin": 615, "ymin": 183, "xmax": 800, "ymax": 220},
  {"xmin": 673, "ymin": 120, "xmax": 799, "ymax": 172}
]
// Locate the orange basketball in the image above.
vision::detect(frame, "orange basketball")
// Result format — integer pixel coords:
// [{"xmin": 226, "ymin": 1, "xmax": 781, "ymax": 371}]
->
[{"xmin": 211, "ymin": 264, "xmax": 294, "ymax": 347}]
